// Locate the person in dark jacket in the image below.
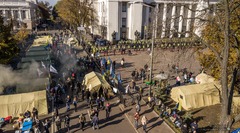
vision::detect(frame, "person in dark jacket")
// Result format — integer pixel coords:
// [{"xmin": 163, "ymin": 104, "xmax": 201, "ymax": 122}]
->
[
  {"xmin": 65, "ymin": 115, "xmax": 70, "ymax": 132},
  {"xmin": 92, "ymin": 114, "xmax": 99, "ymax": 130}
]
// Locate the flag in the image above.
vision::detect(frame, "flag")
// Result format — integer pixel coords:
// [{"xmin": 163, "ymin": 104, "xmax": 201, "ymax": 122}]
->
[
  {"xmin": 44, "ymin": 44, "xmax": 51, "ymax": 50},
  {"xmin": 37, "ymin": 68, "xmax": 43, "ymax": 77},
  {"xmin": 41, "ymin": 61, "xmax": 46, "ymax": 69},
  {"xmin": 50, "ymin": 65, "xmax": 58, "ymax": 74},
  {"xmin": 177, "ymin": 101, "xmax": 182, "ymax": 111},
  {"xmin": 117, "ymin": 73, "xmax": 122, "ymax": 84},
  {"xmin": 110, "ymin": 63, "xmax": 113, "ymax": 75},
  {"xmin": 113, "ymin": 87, "xmax": 118, "ymax": 93}
]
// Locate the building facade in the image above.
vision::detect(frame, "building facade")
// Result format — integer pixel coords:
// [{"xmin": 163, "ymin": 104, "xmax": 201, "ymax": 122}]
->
[
  {"xmin": 0, "ymin": 0, "xmax": 37, "ymax": 30},
  {"xmin": 92, "ymin": 0, "xmax": 218, "ymax": 41}
]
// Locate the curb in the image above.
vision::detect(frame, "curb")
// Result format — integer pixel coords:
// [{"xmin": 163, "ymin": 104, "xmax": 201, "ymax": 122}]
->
[
  {"xmin": 141, "ymin": 99, "xmax": 175, "ymax": 133},
  {"xmin": 119, "ymin": 104, "xmax": 139, "ymax": 133}
]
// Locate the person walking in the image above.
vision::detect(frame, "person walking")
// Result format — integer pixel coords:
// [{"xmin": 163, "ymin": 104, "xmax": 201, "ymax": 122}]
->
[
  {"xmin": 105, "ymin": 103, "xmax": 111, "ymax": 119},
  {"xmin": 100, "ymin": 96, "xmax": 105, "ymax": 109},
  {"xmin": 32, "ymin": 107, "xmax": 38, "ymax": 122},
  {"xmin": 55, "ymin": 116, "xmax": 61, "ymax": 132},
  {"xmin": 34, "ymin": 118, "xmax": 40, "ymax": 133},
  {"xmin": 190, "ymin": 121, "xmax": 198, "ymax": 133},
  {"xmin": 92, "ymin": 114, "xmax": 99, "ymax": 130},
  {"xmin": 65, "ymin": 115, "xmax": 70, "ymax": 132},
  {"xmin": 65, "ymin": 95, "xmax": 71, "ymax": 112},
  {"xmin": 134, "ymin": 112, "xmax": 140, "ymax": 129},
  {"xmin": 141, "ymin": 115, "xmax": 148, "ymax": 133},
  {"xmin": 73, "ymin": 97, "xmax": 77, "ymax": 112},
  {"xmin": 42, "ymin": 119, "xmax": 50, "ymax": 133},
  {"xmin": 121, "ymin": 58, "xmax": 125, "ymax": 68},
  {"xmin": 136, "ymin": 103, "xmax": 141, "ymax": 114},
  {"xmin": 79, "ymin": 113, "xmax": 86, "ymax": 131}
]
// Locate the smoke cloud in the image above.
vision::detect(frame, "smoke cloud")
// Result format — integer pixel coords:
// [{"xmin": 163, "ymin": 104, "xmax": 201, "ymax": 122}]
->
[{"xmin": 0, "ymin": 62, "xmax": 46, "ymax": 94}]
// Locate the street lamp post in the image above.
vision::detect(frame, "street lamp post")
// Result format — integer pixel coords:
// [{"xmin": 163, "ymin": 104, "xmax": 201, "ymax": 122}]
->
[
  {"xmin": 128, "ymin": 1, "xmax": 158, "ymax": 96},
  {"xmin": 149, "ymin": 3, "xmax": 158, "ymax": 97}
]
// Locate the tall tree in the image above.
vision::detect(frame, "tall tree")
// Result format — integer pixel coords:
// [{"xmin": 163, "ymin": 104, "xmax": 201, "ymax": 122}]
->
[
  {"xmin": 0, "ymin": 16, "xmax": 19, "ymax": 64},
  {"xmin": 55, "ymin": 0, "xmax": 98, "ymax": 29},
  {"xmin": 37, "ymin": 1, "xmax": 52, "ymax": 22},
  {"xmin": 197, "ymin": 0, "xmax": 240, "ymax": 131}
]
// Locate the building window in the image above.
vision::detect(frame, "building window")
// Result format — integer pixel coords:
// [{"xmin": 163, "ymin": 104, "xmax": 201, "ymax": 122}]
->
[
  {"xmin": 122, "ymin": 18, "xmax": 126, "ymax": 27},
  {"xmin": 22, "ymin": 10, "xmax": 26, "ymax": 19},
  {"xmin": 122, "ymin": 2, "xmax": 127, "ymax": 12}
]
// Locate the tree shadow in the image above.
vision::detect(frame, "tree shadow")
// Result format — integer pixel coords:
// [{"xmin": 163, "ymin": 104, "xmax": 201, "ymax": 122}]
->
[
  {"xmin": 193, "ymin": 116, "xmax": 205, "ymax": 123},
  {"xmin": 197, "ymin": 125, "xmax": 214, "ymax": 133},
  {"xmin": 191, "ymin": 108, "xmax": 204, "ymax": 115}
]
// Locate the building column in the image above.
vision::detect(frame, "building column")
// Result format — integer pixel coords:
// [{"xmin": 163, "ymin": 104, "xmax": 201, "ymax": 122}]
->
[
  {"xmin": 25, "ymin": 10, "xmax": 29, "ymax": 19},
  {"xmin": 128, "ymin": 3, "xmax": 133, "ymax": 39},
  {"xmin": 11, "ymin": 10, "xmax": 14, "ymax": 19},
  {"xmin": 18, "ymin": 10, "xmax": 22, "ymax": 20},
  {"xmin": 3, "ymin": 10, "xmax": 6, "ymax": 17},
  {"xmin": 154, "ymin": 4, "xmax": 159, "ymax": 38},
  {"xmin": 161, "ymin": 3, "xmax": 167, "ymax": 38},
  {"xmin": 194, "ymin": 0, "xmax": 208, "ymax": 36},
  {"xmin": 178, "ymin": 5, "xmax": 184, "ymax": 37},
  {"xmin": 28, "ymin": 9, "xmax": 31, "ymax": 19},
  {"xmin": 185, "ymin": 5, "xmax": 192, "ymax": 37},
  {"xmin": 170, "ymin": 5, "xmax": 176, "ymax": 38}
]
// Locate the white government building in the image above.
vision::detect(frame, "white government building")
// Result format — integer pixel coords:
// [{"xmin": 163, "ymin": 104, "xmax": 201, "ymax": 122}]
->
[
  {"xmin": 0, "ymin": 0, "xmax": 37, "ymax": 30},
  {"xmin": 92, "ymin": 0, "xmax": 218, "ymax": 40}
]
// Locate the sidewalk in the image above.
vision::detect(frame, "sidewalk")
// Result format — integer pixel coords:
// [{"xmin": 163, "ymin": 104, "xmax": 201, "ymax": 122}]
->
[
  {"xmin": 119, "ymin": 96, "xmax": 174, "ymax": 133},
  {"xmin": 73, "ymin": 35, "xmax": 175, "ymax": 133}
]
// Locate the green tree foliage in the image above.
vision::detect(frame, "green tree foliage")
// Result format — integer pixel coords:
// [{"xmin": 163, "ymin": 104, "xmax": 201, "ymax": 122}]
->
[
  {"xmin": 13, "ymin": 27, "xmax": 29, "ymax": 46},
  {"xmin": 0, "ymin": 16, "xmax": 19, "ymax": 64},
  {"xmin": 55, "ymin": 0, "xmax": 98, "ymax": 29}
]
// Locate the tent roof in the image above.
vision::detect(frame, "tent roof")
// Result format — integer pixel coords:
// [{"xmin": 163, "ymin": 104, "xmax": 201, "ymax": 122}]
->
[
  {"xmin": 84, "ymin": 71, "xmax": 111, "ymax": 91},
  {"xmin": 28, "ymin": 46, "xmax": 47, "ymax": 51},
  {"xmin": 25, "ymin": 51, "xmax": 50, "ymax": 56},
  {"xmin": 195, "ymin": 73, "xmax": 215, "ymax": 84},
  {"xmin": 172, "ymin": 82, "xmax": 221, "ymax": 96},
  {"xmin": 21, "ymin": 55, "xmax": 50, "ymax": 62}
]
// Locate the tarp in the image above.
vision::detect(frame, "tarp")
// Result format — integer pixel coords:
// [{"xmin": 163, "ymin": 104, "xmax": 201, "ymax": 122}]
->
[
  {"xmin": 83, "ymin": 71, "xmax": 112, "ymax": 92},
  {"xmin": 33, "ymin": 36, "xmax": 52, "ymax": 46},
  {"xmin": 170, "ymin": 82, "xmax": 221, "ymax": 110},
  {"xmin": 25, "ymin": 51, "xmax": 50, "ymax": 57},
  {"xmin": 21, "ymin": 56, "xmax": 50, "ymax": 62},
  {"xmin": 22, "ymin": 120, "xmax": 33, "ymax": 131},
  {"xmin": 195, "ymin": 73, "xmax": 215, "ymax": 84},
  {"xmin": 232, "ymin": 128, "xmax": 240, "ymax": 133},
  {"xmin": 0, "ymin": 90, "xmax": 48, "ymax": 117}
]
